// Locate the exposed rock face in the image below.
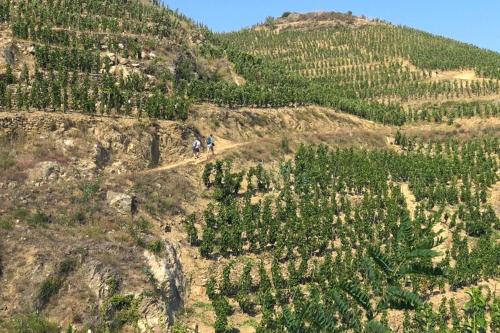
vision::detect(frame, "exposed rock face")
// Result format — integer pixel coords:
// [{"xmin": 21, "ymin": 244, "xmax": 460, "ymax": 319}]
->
[
  {"xmin": 106, "ymin": 191, "xmax": 133, "ymax": 215},
  {"xmin": 0, "ymin": 112, "xmax": 199, "ymax": 175},
  {"xmin": 84, "ymin": 260, "xmax": 121, "ymax": 303},
  {"xmin": 28, "ymin": 161, "xmax": 60, "ymax": 183},
  {"xmin": 141, "ymin": 242, "xmax": 186, "ymax": 331},
  {"xmin": 150, "ymin": 129, "xmax": 160, "ymax": 168},
  {"xmin": 256, "ymin": 11, "xmax": 372, "ymax": 32}
]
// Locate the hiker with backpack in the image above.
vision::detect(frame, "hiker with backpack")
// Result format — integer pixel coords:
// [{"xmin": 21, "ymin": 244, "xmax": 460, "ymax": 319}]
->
[
  {"xmin": 207, "ymin": 134, "xmax": 215, "ymax": 157},
  {"xmin": 192, "ymin": 137, "xmax": 201, "ymax": 159}
]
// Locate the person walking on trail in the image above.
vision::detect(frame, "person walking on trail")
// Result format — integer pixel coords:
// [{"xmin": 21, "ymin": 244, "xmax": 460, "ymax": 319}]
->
[
  {"xmin": 207, "ymin": 134, "xmax": 215, "ymax": 157},
  {"xmin": 192, "ymin": 138, "xmax": 201, "ymax": 159}
]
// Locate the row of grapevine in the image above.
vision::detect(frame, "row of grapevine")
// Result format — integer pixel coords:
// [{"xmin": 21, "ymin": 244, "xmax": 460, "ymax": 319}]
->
[
  {"xmin": 11, "ymin": 0, "xmax": 180, "ymax": 38},
  {"xmin": 186, "ymin": 137, "xmax": 499, "ymax": 332},
  {"xmin": 0, "ymin": 65, "xmax": 189, "ymax": 120},
  {"xmin": 405, "ymin": 101, "xmax": 500, "ymax": 123},
  {"xmin": 0, "ymin": 0, "xmax": 202, "ymax": 121}
]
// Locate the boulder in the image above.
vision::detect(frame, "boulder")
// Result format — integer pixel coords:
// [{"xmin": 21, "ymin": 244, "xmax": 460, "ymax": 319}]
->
[
  {"xmin": 106, "ymin": 52, "xmax": 116, "ymax": 62},
  {"xmin": 94, "ymin": 143, "xmax": 110, "ymax": 169},
  {"xmin": 106, "ymin": 191, "xmax": 133, "ymax": 215},
  {"xmin": 84, "ymin": 259, "xmax": 121, "ymax": 303},
  {"xmin": 27, "ymin": 45, "xmax": 35, "ymax": 55},
  {"xmin": 3, "ymin": 43, "xmax": 18, "ymax": 65},
  {"xmin": 118, "ymin": 57, "xmax": 129, "ymax": 65}
]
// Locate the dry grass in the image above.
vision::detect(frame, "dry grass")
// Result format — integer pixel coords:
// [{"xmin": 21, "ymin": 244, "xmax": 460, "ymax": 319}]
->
[{"xmin": 402, "ymin": 116, "xmax": 500, "ymax": 142}]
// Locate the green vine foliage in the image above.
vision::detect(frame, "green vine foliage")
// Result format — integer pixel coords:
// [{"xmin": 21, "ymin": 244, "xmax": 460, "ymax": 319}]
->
[
  {"xmin": 195, "ymin": 136, "xmax": 499, "ymax": 332},
  {"xmin": 0, "ymin": 0, "xmax": 200, "ymax": 120}
]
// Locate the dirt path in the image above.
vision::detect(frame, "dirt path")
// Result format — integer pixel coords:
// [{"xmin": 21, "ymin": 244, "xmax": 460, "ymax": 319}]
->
[
  {"xmin": 489, "ymin": 180, "xmax": 500, "ymax": 216},
  {"xmin": 399, "ymin": 182, "xmax": 450, "ymax": 262},
  {"xmin": 141, "ymin": 140, "xmax": 248, "ymax": 175},
  {"xmin": 400, "ymin": 182, "xmax": 417, "ymax": 218}
]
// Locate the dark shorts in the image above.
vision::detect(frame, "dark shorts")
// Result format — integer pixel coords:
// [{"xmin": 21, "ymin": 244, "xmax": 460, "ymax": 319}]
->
[{"xmin": 193, "ymin": 147, "xmax": 200, "ymax": 153}]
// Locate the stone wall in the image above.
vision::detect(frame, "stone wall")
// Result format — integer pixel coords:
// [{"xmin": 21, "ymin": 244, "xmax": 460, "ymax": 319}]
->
[
  {"xmin": 0, "ymin": 111, "xmax": 198, "ymax": 168},
  {"xmin": 0, "ymin": 112, "xmax": 100, "ymax": 134}
]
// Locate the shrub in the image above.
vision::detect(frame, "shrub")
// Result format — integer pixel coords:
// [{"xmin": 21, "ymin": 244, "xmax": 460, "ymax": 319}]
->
[
  {"xmin": 280, "ymin": 137, "xmax": 291, "ymax": 154},
  {"xmin": 147, "ymin": 239, "xmax": 165, "ymax": 255},
  {"xmin": 136, "ymin": 218, "xmax": 151, "ymax": 233},
  {"xmin": 35, "ymin": 277, "xmax": 63, "ymax": 310},
  {"xmin": 101, "ymin": 294, "xmax": 139, "ymax": 331},
  {"xmin": 7, "ymin": 314, "xmax": 58, "ymax": 333},
  {"xmin": 106, "ymin": 277, "xmax": 120, "ymax": 297},
  {"xmin": 27, "ymin": 210, "xmax": 51, "ymax": 227},
  {"xmin": 172, "ymin": 322, "xmax": 190, "ymax": 333},
  {"xmin": 13, "ymin": 208, "xmax": 30, "ymax": 220},
  {"xmin": 185, "ymin": 214, "xmax": 198, "ymax": 246},
  {"xmin": 71, "ymin": 210, "xmax": 86, "ymax": 225},
  {"xmin": 82, "ymin": 181, "xmax": 100, "ymax": 202},
  {"xmin": 0, "ymin": 218, "xmax": 13, "ymax": 230},
  {"xmin": 0, "ymin": 151, "xmax": 15, "ymax": 170},
  {"xmin": 58, "ymin": 258, "xmax": 77, "ymax": 276},
  {"xmin": 265, "ymin": 16, "xmax": 276, "ymax": 28},
  {"xmin": 34, "ymin": 258, "xmax": 77, "ymax": 311}
]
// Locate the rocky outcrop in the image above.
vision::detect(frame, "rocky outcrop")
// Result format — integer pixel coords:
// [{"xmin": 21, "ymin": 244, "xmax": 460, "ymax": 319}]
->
[
  {"xmin": 0, "ymin": 112, "xmax": 198, "ymax": 174},
  {"xmin": 84, "ymin": 260, "xmax": 121, "ymax": 302},
  {"xmin": 94, "ymin": 143, "xmax": 111, "ymax": 169},
  {"xmin": 106, "ymin": 191, "xmax": 134, "ymax": 215},
  {"xmin": 28, "ymin": 161, "xmax": 60, "ymax": 183},
  {"xmin": 3, "ymin": 43, "xmax": 18, "ymax": 65},
  {"xmin": 141, "ymin": 242, "xmax": 186, "ymax": 331}
]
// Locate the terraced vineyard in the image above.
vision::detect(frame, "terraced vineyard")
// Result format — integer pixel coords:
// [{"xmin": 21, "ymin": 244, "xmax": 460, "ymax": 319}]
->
[
  {"xmin": 218, "ymin": 15, "xmax": 500, "ymax": 124},
  {"xmin": 1, "ymin": 4, "xmax": 499, "ymax": 125},
  {"xmin": 0, "ymin": 0, "xmax": 233, "ymax": 120}
]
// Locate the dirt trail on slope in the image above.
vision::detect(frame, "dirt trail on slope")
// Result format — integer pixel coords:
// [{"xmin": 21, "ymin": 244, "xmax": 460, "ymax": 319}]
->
[
  {"xmin": 141, "ymin": 140, "xmax": 248, "ymax": 175},
  {"xmin": 400, "ymin": 182, "xmax": 417, "ymax": 218},
  {"xmin": 399, "ymin": 181, "xmax": 451, "ymax": 263}
]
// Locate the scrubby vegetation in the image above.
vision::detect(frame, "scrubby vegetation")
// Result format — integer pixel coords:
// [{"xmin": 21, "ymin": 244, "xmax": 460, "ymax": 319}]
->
[
  {"xmin": 35, "ymin": 257, "xmax": 78, "ymax": 311},
  {"xmin": 189, "ymin": 136, "xmax": 500, "ymax": 331},
  {"xmin": 4, "ymin": 313, "xmax": 59, "ymax": 333}
]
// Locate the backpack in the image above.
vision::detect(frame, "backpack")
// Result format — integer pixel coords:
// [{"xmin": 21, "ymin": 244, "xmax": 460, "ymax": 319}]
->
[{"xmin": 193, "ymin": 140, "xmax": 200, "ymax": 149}]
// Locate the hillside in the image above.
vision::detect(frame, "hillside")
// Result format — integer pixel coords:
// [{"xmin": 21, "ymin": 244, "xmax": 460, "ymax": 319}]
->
[
  {"xmin": 0, "ymin": 0, "xmax": 241, "ymax": 120},
  {"xmin": 0, "ymin": 3, "xmax": 499, "ymax": 333},
  {"xmin": 219, "ymin": 12, "xmax": 500, "ymax": 124}
]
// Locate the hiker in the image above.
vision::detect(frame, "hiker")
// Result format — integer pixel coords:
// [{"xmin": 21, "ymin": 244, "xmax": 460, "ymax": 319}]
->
[
  {"xmin": 206, "ymin": 134, "xmax": 215, "ymax": 156},
  {"xmin": 192, "ymin": 138, "xmax": 201, "ymax": 159}
]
